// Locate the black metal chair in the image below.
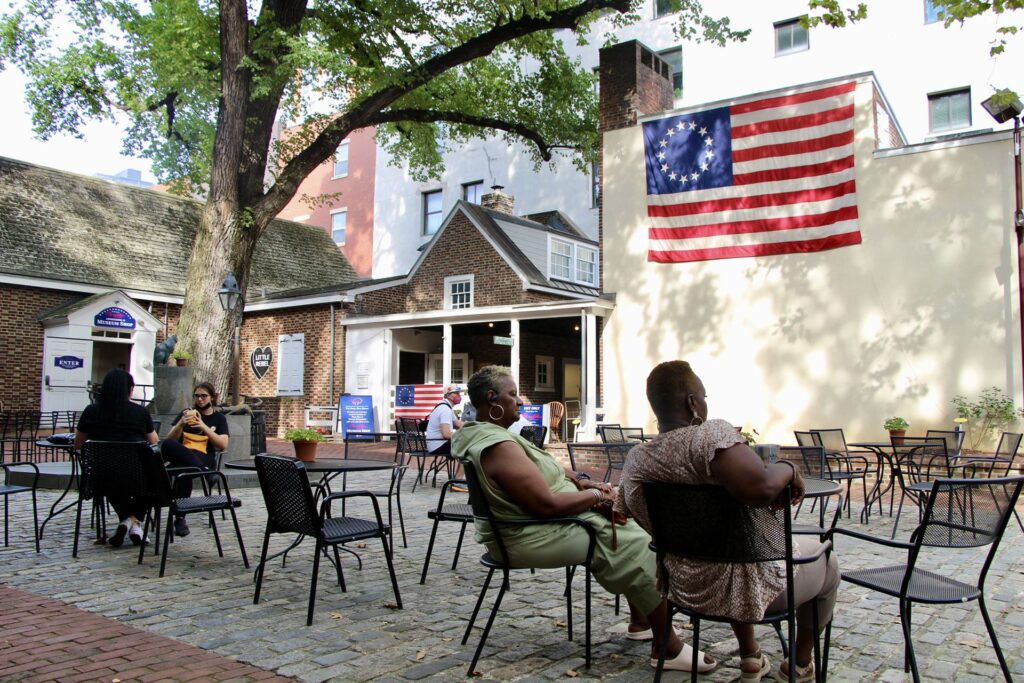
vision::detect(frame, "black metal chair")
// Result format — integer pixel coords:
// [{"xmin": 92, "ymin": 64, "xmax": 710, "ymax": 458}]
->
[
  {"xmin": 960, "ymin": 431, "xmax": 1022, "ymax": 477},
  {"xmin": 74, "ymin": 440, "xmax": 151, "ymax": 561},
  {"xmin": 396, "ymin": 418, "xmax": 433, "ymax": 491},
  {"xmin": 805, "ymin": 429, "xmax": 870, "ymax": 518},
  {"xmin": 890, "ymin": 436, "xmax": 957, "ymax": 539},
  {"xmin": 1, "ymin": 461, "xmax": 39, "ymax": 551},
  {"xmin": 138, "ymin": 452, "xmax": 249, "ymax": 577},
  {"xmin": 519, "ymin": 424, "xmax": 548, "ymax": 448},
  {"xmin": 642, "ymin": 481, "xmax": 832, "ymax": 683},
  {"xmin": 253, "ymin": 454, "xmax": 402, "ymax": 626},
  {"xmin": 598, "ymin": 426, "xmax": 643, "ymax": 482},
  {"xmin": 420, "ymin": 478, "xmax": 473, "ymax": 583},
  {"xmin": 925, "ymin": 429, "xmax": 965, "ymax": 457},
  {"xmin": 835, "ymin": 476, "xmax": 1024, "ymax": 683},
  {"xmin": 343, "ymin": 432, "xmax": 408, "ymax": 550},
  {"xmin": 460, "ymin": 459, "xmax": 596, "ymax": 676}
]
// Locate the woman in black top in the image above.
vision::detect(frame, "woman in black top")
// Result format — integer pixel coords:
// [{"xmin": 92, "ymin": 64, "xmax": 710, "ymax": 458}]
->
[
  {"xmin": 160, "ymin": 381, "xmax": 229, "ymax": 537},
  {"xmin": 74, "ymin": 368, "xmax": 158, "ymax": 547}
]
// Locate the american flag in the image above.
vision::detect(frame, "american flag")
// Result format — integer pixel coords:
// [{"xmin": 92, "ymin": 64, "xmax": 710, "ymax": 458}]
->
[
  {"xmin": 393, "ymin": 384, "xmax": 445, "ymax": 421},
  {"xmin": 643, "ymin": 80, "xmax": 860, "ymax": 263}
]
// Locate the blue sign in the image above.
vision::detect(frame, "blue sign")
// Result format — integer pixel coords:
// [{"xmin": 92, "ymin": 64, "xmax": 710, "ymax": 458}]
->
[
  {"xmin": 339, "ymin": 395, "xmax": 375, "ymax": 438},
  {"xmin": 54, "ymin": 355, "xmax": 85, "ymax": 370},
  {"xmin": 94, "ymin": 306, "xmax": 136, "ymax": 330},
  {"xmin": 520, "ymin": 405, "xmax": 544, "ymax": 426}
]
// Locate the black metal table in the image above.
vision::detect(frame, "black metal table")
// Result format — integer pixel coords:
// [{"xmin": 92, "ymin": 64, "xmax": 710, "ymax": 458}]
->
[
  {"xmin": 34, "ymin": 439, "xmax": 76, "ymax": 538},
  {"xmin": 848, "ymin": 441, "xmax": 895, "ymax": 522},
  {"xmin": 801, "ymin": 477, "xmax": 843, "ymax": 528}
]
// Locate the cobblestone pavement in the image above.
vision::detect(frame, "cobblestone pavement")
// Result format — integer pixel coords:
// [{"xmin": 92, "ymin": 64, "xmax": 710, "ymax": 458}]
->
[{"xmin": 1, "ymin": 465, "xmax": 1023, "ymax": 682}]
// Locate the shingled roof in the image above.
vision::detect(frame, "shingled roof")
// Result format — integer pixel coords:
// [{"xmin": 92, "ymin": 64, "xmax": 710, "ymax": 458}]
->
[{"xmin": 0, "ymin": 156, "xmax": 358, "ymax": 298}]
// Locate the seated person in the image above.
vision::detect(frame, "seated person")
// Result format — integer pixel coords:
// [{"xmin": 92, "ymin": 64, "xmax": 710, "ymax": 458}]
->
[
  {"xmin": 425, "ymin": 384, "xmax": 464, "ymax": 455},
  {"xmin": 74, "ymin": 368, "xmax": 158, "ymax": 547},
  {"xmin": 160, "ymin": 381, "xmax": 229, "ymax": 537},
  {"xmin": 617, "ymin": 361, "xmax": 840, "ymax": 682},
  {"xmin": 452, "ymin": 366, "xmax": 716, "ymax": 673}
]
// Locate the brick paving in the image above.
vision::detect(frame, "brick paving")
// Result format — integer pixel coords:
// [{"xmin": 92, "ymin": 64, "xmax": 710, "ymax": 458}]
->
[{"xmin": 2, "ymin": 453, "xmax": 1024, "ymax": 682}]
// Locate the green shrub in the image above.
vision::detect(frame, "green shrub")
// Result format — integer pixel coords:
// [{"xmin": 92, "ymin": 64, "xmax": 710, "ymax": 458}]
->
[{"xmin": 952, "ymin": 387, "xmax": 1023, "ymax": 451}]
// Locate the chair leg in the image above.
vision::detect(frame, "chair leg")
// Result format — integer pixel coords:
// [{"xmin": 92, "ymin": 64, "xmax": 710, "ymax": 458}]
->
[
  {"xmin": 822, "ymin": 620, "xmax": 833, "ymax": 683},
  {"xmin": 209, "ymin": 510, "xmax": 225, "ymax": 557},
  {"xmin": 254, "ymin": 524, "xmax": 272, "ymax": 604},
  {"xmin": 139, "ymin": 510, "xmax": 152, "ymax": 565},
  {"xmin": 584, "ymin": 564, "xmax": 591, "ymax": 669},
  {"xmin": 227, "ymin": 507, "xmax": 249, "ymax": 568},
  {"xmin": 381, "ymin": 534, "xmax": 403, "ymax": 607},
  {"xmin": 564, "ymin": 566, "xmax": 573, "ymax": 642},
  {"xmin": 72, "ymin": 499, "xmax": 83, "ymax": 558},
  {"xmin": 159, "ymin": 509, "xmax": 173, "ymax": 577},
  {"xmin": 463, "ymin": 568, "xmax": 495, "ymax": 644},
  {"xmin": 396, "ymin": 492, "xmax": 407, "ymax": 549},
  {"xmin": 31, "ymin": 489, "xmax": 39, "ymax": 552},
  {"xmin": 467, "ymin": 570, "xmax": 508, "ymax": 677},
  {"xmin": 333, "ymin": 544, "xmax": 346, "ymax": 590},
  {"xmin": 891, "ymin": 491, "xmax": 907, "ymax": 539},
  {"xmin": 452, "ymin": 520, "xmax": 467, "ymax": 570},
  {"xmin": 307, "ymin": 538, "xmax": 323, "ymax": 626},
  {"xmin": 3, "ymin": 495, "xmax": 8, "ymax": 546},
  {"xmin": 899, "ymin": 599, "xmax": 920, "ymax": 682},
  {"xmin": 978, "ymin": 595, "xmax": 1013, "ymax": 682},
  {"xmin": 419, "ymin": 515, "xmax": 443, "ymax": 584}
]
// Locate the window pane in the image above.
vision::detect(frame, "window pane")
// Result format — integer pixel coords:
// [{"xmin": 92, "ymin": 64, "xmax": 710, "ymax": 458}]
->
[
  {"xmin": 590, "ymin": 160, "xmax": 600, "ymax": 209},
  {"xmin": 929, "ymin": 89, "xmax": 970, "ymax": 131},
  {"xmin": 463, "ymin": 181, "xmax": 483, "ymax": 204},
  {"xmin": 449, "ymin": 279, "xmax": 472, "ymax": 309},
  {"xmin": 333, "ymin": 143, "xmax": 349, "ymax": 177},
  {"xmin": 775, "ymin": 20, "xmax": 808, "ymax": 55},
  {"xmin": 551, "ymin": 240, "xmax": 572, "ymax": 279},
  {"xmin": 924, "ymin": 1, "xmax": 943, "ymax": 23},
  {"xmin": 424, "ymin": 190, "xmax": 443, "ymax": 235},
  {"xmin": 655, "ymin": 0, "xmax": 673, "ymax": 18},
  {"xmin": 658, "ymin": 47, "xmax": 683, "ymax": 98},
  {"xmin": 576, "ymin": 247, "xmax": 597, "ymax": 285},
  {"xmin": 331, "ymin": 210, "xmax": 347, "ymax": 244}
]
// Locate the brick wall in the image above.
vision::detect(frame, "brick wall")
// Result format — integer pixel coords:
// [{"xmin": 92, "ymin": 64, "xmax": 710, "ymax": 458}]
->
[{"xmin": 355, "ymin": 209, "xmax": 564, "ymax": 315}]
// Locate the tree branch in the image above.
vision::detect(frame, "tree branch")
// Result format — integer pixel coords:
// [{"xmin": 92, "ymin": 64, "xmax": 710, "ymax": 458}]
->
[{"xmin": 368, "ymin": 108, "xmax": 556, "ymax": 160}]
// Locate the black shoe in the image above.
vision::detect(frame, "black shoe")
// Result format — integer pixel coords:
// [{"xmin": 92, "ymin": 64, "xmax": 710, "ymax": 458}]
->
[
  {"xmin": 174, "ymin": 517, "xmax": 190, "ymax": 537},
  {"xmin": 109, "ymin": 522, "xmax": 128, "ymax": 548}
]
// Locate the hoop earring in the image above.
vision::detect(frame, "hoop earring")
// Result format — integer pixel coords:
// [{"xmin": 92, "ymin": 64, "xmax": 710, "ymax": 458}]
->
[
  {"xmin": 488, "ymin": 404, "xmax": 505, "ymax": 421},
  {"xmin": 689, "ymin": 415, "xmax": 704, "ymax": 426}
]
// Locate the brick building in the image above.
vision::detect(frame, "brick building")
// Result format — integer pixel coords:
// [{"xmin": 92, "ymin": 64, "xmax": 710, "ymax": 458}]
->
[{"xmin": 0, "ymin": 156, "xmax": 359, "ymax": 436}]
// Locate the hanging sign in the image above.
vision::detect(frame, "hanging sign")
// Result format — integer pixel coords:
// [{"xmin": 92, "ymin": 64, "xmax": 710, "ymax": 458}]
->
[
  {"xmin": 493, "ymin": 335, "xmax": 514, "ymax": 346},
  {"xmin": 94, "ymin": 306, "xmax": 136, "ymax": 330},
  {"xmin": 520, "ymin": 404, "xmax": 544, "ymax": 426},
  {"xmin": 54, "ymin": 355, "xmax": 85, "ymax": 370},
  {"xmin": 339, "ymin": 395, "xmax": 374, "ymax": 437},
  {"xmin": 250, "ymin": 346, "xmax": 273, "ymax": 379}
]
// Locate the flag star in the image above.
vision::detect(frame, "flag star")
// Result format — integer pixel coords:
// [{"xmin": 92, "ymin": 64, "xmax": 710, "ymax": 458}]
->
[
  {"xmin": 679, "ymin": 175, "xmax": 687, "ymax": 184},
  {"xmin": 699, "ymin": 127, "xmax": 708, "ymax": 136},
  {"xmin": 661, "ymin": 163, "xmax": 669, "ymax": 173},
  {"xmin": 676, "ymin": 121, "xmax": 686, "ymax": 130},
  {"xmin": 691, "ymin": 171, "xmax": 700, "ymax": 180},
  {"xmin": 701, "ymin": 161, "xmax": 709, "ymax": 171},
  {"xmin": 704, "ymin": 137, "xmax": 713, "ymax": 147},
  {"xmin": 668, "ymin": 172, "xmax": 677, "ymax": 180},
  {"xmin": 705, "ymin": 149, "xmax": 715, "ymax": 159},
  {"xmin": 666, "ymin": 128, "xmax": 675, "ymax": 137},
  {"xmin": 659, "ymin": 138, "xmax": 668, "ymax": 147},
  {"xmin": 656, "ymin": 151, "xmax": 666, "ymax": 161},
  {"xmin": 689, "ymin": 121, "xmax": 697, "ymax": 130}
]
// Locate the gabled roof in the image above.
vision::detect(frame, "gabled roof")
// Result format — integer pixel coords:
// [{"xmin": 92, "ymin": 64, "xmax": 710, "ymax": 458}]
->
[
  {"xmin": 0, "ymin": 156, "xmax": 359, "ymax": 299},
  {"xmin": 370, "ymin": 200, "xmax": 599, "ymax": 299}
]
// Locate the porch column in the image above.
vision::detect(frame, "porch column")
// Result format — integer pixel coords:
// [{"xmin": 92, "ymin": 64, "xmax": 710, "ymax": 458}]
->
[
  {"xmin": 509, "ymin": 318, "xmax": 520, "ymax": 388},
  {"xmin": 581, "ymin": 310, "xmax": 598, "ymax": 437},
  {"xmin": 442, "ymin": 323, "xmax": 453, "ymax": 385}
]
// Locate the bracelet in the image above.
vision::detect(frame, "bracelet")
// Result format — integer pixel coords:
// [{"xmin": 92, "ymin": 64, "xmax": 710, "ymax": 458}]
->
[
  {"xmin": 589, "ymin": 488, "xmax": 603, "ymax": 505},
  {"xmin": 575, "ymin": 472, "xmax": 591, "ymax": 482}
]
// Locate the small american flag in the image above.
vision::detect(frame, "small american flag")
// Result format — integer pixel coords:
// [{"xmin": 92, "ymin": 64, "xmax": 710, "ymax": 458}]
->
[
  {"xmin": 643, "ymin": 80, "xmax": 860, "ymax": 263},
  {"xmin": 393, "ymin": 384, "xmax": 445, "ymax": 421}
]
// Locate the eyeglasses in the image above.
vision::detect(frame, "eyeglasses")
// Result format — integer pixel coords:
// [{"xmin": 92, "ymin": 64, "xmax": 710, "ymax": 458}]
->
[{"xmin": 193, "ymin": 393, "xmax": 210, "ymax": 398}]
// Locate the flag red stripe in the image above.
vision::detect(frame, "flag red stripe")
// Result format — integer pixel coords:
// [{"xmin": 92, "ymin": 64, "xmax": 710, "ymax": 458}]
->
[
  {"xmin": 649, "ymin": 205, "xmax": 859, "ymax": 240},
  {"xmin": 648, "ymin": 231, "xmax": 862, "ymax": 263},
  {"xmin": 732, "ymin": 105, "xmax": 854, "ymax": 138},
  {"xmin": 647, "ymin": 179, "xmax": 856, "ymax": 218},
  {"xmin": 733, "ymin": 156, "xmax": 855, "ymax": 186},
  {"xmin": 730, "ymin": 82, "xmax": 857, "ymax": 115},
  {"xmin": 732, "ymin": 131, "xmax": 854, "ymax": 162}
]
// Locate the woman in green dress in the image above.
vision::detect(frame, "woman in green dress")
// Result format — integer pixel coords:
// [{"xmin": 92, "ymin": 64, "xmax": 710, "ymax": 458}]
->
[{"xmin": 452, "ymin": 365, "xmax": 715, "ymax": 673}]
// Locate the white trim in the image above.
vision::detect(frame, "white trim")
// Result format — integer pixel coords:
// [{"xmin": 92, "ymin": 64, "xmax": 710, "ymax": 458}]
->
[
  {"xmin": 443, "ymin": 273, "xmax": 475, "ymax": 310},
  {"xmin": 547, "ymin": 235, "xmax": 599, "ymax": 287},
  {"xmin": 341, "ymin": 298, "xmax": 614, "ymax": 329},
  {"xmin": 332, "ymin": 141, "xmax": 350, "ymax": 179},
  {"xmin": 873, "ymin": 129, "xmax": 1009, "ymax": 158},
  {"xmin": 245, "ymin": 292, "xmax": 351, "ymax": 311},
  {"xmin": 330, "ymin": 207, "xmax": 348, "ymax": 245},
  {"xmin": 0, "ymin": 273, "xmax": 185, "ymax": 304}
]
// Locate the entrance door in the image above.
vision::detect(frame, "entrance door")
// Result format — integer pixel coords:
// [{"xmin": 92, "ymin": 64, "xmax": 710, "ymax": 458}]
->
[
  {"xmin": 42, "ymin": 337, "xmax": 93, "ymax": 413},
  {"xmin": 427, "ymin": 353, "xmax": 469, "ymax": 385},
  {"xmin": 563, "ymin": 362, "xmax": 581, "ymax": 401}
]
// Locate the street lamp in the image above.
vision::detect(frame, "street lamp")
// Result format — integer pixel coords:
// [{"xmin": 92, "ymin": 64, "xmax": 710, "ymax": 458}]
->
[
  {"xmin": 218, "ymin": 271, "xmax": 242, "ymax": 405},
  {"xmin": 982, "ymin": 94, "xmax": 1024, "ymax": 391}
]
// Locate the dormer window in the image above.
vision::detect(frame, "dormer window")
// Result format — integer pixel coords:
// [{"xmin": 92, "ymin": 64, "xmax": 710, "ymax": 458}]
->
[
  {"xmin": 444, "ymin": 274, "xmax": 474, "ymax": 309},
  {"xmin": 549, "ymin": 237, "xmax": 598, "ymax": 286}
]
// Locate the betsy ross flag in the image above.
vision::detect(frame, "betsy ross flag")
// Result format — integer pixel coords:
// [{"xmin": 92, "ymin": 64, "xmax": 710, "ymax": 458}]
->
[
  {"xmin": 643, "ymin": 80, "xmax": 860, "ymax": 263},
  {"xmin": 393, "ymin": 384, "xmax": 445, "ymax": 420}
]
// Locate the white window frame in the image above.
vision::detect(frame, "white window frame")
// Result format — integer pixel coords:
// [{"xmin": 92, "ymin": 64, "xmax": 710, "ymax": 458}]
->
[
  {"xmin": 657, "ymin": 46, "xmax": 683, "ymax": 98},
  {"xmin": 548, "ymin": 236, "xmax": 599, "ymax": 286},
  {"xmin": 276, "ymin": 333, "xmax": 305, "ymax": 397},
  {"xmin": 774, "ymin": 18, "xmax": 809, "ymax": 56},
  {"xmin": 535, "ymin": 355, "xmax": 555, "ymax": 392},
  {"xmin": 332, "ymin": 142, "xmax": 349, "ymax": 179},
  {"xmin": 462, "ymin": 180, "xmax": 484, "ymax": 204},
  {"xmin": 428, "ymin": 353, "xmax": 470, "ymax": 384},
  {"xmin": 423, "ymin": 189, "xmax": 443, "ymax": 235},
  {"xmin": 928, "ymin": 88, "xmax": 971, "ymax": 133},
  {"xmin": 654, "ymin": 0, "xmax": 674, "ymax": 19},
  {"xmin": 330, "ymin": 208, "xmax": 347, "ymax": 245},
  {"xmin": 444, "ymin": 274, "xmax": 474, "ymax": 310}
]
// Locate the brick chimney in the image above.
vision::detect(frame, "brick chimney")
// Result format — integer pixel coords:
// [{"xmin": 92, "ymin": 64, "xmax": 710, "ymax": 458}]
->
[
  {"xmin": 480, "ymin": 185, "xmax": 515, "ymax": 215},
  {"xmin": 598, "ymin": 40, "xmax": 674, "ymax": 133}
]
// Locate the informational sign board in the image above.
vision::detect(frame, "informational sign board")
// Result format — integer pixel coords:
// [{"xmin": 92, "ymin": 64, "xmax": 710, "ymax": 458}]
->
[
  {"xmin": 493, "ymin": 335, "xmax": 514, "ymax": 346},
  {"xmin": 520, "ymin": 404, "xmax": 544, "ymax": 426},
  {"xmin": 53, "ymin": 355, "xmax": 85, "ymax": 370},
  {"xmin": 94, "ymin": 306, "xmax": 136, "ymax": 330},
  {"xmin": 250, "ymin": 346, "xmax": 273, "ymax": 379},
  {"xmin": 339, "ymin": 394, "xmax": 374, "ymax": 437}
]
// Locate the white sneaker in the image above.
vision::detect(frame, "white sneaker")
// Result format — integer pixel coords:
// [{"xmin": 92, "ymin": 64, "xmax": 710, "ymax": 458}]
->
[{"xmin": 129, "ymin": 523, "xmax": 147, "ymax": 546}]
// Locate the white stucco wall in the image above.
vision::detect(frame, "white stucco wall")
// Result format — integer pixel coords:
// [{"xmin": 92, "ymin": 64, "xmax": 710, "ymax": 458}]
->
[{"xmin": 601, "ymin": 78, "xmax": 1022, "ymax": 445}]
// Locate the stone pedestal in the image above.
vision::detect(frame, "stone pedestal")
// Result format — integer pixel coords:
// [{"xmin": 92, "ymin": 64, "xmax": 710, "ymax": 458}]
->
[
  {"xmin": 223, "ymin": 414, "xmax": 252, "ymax": 461},
  {"xmin": 153, "ymin": 365, "xmax": 193, "ymax": 416}
]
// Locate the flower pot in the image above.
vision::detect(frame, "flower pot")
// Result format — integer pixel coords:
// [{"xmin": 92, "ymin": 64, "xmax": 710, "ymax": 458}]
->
[
  {"xmin": 176, "ymin": 358, "xmax": 189, "ymax": 367},
  {"xmin": 889, "ymin": 429, "xmax": 906, "ymax": 445},
  {"xmin": 293, "ymin": 440, "xmax": 318, "ymax": 462}
]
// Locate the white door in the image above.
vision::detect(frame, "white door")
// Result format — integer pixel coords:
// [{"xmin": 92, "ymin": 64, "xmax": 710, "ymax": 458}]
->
[{"xmin": 42, "ymin": 337, "xmax": 93, "ymax": 413}]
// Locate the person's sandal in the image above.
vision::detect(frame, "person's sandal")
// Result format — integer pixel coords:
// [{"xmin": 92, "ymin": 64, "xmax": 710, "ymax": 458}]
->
[
  {"xmin": 649, "ymin": 643, "xmax": 717, "ymax": 673},
  {"xmin": 740, "ymin": 651, "xmax": 771, "ymax": 682},
  {"xmin": 775, "ymin": 659, "xmax": 814, "ymax": 682}
]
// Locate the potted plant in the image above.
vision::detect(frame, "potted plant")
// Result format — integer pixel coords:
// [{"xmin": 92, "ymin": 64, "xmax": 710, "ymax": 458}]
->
[
  {"xmin": 285, "ymin": 426, "xmax": 326, "ymax": 462},
  {"xmin": 952, "ymin": 387, "xmax": 1024, "ymax": 452},
  {"xmin": 883, "ymin": 416, "xmax": 910, "ymax": 444},
  {"xmin": 170, "ymin": 348, "xmax": 193, "ymax": 367}
]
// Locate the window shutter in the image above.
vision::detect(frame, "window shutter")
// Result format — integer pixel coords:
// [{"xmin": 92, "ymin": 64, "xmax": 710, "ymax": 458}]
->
[{"xmin": 277, "ymin": 334, "xmax": 305, "ymax": 396}]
